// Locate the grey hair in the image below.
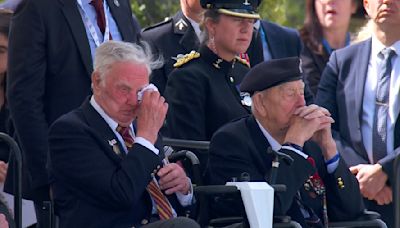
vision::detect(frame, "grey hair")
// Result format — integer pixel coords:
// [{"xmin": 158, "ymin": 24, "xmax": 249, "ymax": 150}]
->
[{"xmin": 93, "ymin": 40, "xmax": 163, "ymax": 81}]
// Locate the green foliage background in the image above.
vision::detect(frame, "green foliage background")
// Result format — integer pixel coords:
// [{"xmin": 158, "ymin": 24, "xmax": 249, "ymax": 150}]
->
[{"xmin": 132, "ymin": 0, "xmax": 306, "ymax": 29}]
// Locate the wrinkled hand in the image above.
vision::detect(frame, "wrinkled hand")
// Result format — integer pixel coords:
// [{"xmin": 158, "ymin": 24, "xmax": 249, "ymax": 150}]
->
[
  {"xmin": 373, "ymin": 186, "xmax": 392, "ymax": 205},
  {"xmin": 158, "ymin": 163, "xmax": 190, "ymax": 195},
  {"xmin": 136, "ymin": 90, "xmax": 168, "ymax": 144},
  {"xmin": 0, "ymin": 161, "xmax": 7, "ymax": 183},
  {"xmin": 284, "ymin": 105, "xmax": 334, "ymax": 147},
  {"xmin": 295, "ymin": 105, "xmax": 337, "ymax": 159},
  {"xmin": 350, "ymin": 164, "xmax": 387, "ymax": 199},
  {"xmin": 0, "ymin": 213, "xmax": 8, "ymax": 228}
]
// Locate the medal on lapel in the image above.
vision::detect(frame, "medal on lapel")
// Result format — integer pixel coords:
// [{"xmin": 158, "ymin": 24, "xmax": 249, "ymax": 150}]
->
[{"xmin": 108, "ymin": 139, "xmax": 121, "ymax": 155}]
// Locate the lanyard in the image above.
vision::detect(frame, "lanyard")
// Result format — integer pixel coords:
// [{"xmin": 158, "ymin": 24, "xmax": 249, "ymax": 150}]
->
[{"xmin": 77, "ymin": 0, "xmax": 111, "ymax": 47}]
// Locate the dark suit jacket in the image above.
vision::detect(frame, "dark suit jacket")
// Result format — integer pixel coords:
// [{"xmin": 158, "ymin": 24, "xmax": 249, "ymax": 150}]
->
[
  {"xmin": 315, "ymin": 39, "xmax": 400, "ymax": 185},
  {"xmin": 301, "ymin": 44, "xmax": 330, "ymax": 96},
  {"xmin": 247, "ymin": 20, "xmax": 303, "ymax": 66},
  {"xmin": 207, "ymin": 115, "xmax": 364, "ymax": 227},
  {"xmin": 49, "ymin": 99, "xmax": 187, "ymax": 228},
  {"xmin": 247, "ymin": 20, "xmax": 314, "ymax": 103},
  {"xmin": 6, "ymin": 0, "xmax": 140, "ymax": 199},
  {"xmin": 141, "ymin": 11, "xmax": 200, "ymax": 96}
]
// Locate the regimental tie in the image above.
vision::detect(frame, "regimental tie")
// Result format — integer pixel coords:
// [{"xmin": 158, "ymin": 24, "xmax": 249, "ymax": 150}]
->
[
  {"xmin": 90, "ymin": 0, "xmax": 112, "ymax": 39},
  {"xmin": 116, "ymin": 125, "xmax": 174, "ymax": 220},
  {"xmin": 373, "ymin": 48, "xmax": 397, "ymax": 163}
]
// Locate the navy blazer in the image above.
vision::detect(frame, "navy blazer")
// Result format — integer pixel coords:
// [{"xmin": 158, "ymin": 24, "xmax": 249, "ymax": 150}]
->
[
  {"xmin": 49, "ymin": 99, "xmax": 187, "ymax": 228},
  {"xmin": 315, "ymin": 39, "xmax": 400, "ymax": 184},
  {"xmin": 6, "ymin": 0, "xmax": 140, "ymax": 199},
  {"xmin": 247, "ymin": 20, "xmax": 303, "ymax": 66},
  {"xmin": 206, "ymin": 115, "xmax": 364, "ymax": 227}
]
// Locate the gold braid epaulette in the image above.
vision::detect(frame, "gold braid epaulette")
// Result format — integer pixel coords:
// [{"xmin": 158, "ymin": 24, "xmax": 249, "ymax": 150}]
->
[
  {"xmin": 235, "ymin": 56, "xmax": 250, "ymax": 68},
  {"xmin": 173, "ymin": 51, "xmax": 201, "ymax": 68}
]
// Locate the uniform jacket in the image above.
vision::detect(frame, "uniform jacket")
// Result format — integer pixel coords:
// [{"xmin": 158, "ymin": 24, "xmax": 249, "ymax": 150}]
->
[
  {"xmin": 6, "ymin": 0, "xmax": 140, "ymax": 199},
  {"xmin": 207, "ymin": 115, "xmax": 364, "ymax": 227},
  {"xmin": 142, "ymin": 11, "xmax": 200, "ymax": 95},
  {"xmin": 49, "ymin": 99, "xmax": 187, "ymax": 228}
]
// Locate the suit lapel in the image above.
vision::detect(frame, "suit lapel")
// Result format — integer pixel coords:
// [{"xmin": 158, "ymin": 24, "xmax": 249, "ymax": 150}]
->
[
  {"xmin": 60, "ymin": 0, "xmax": 93, "ymax": 77},
  {"xmin": 81, "ymin": 99, "xmax": 125, "ymax": 162},
  {"xmin": 107, "ymin": 0, "xmax": 136, "ymax": 42},
  {"xmin": 354, "ymin": 39, "xmax": 371, "ymax": 160},
  {"xmin": 261, "ymin": 20, "xmax": 281, "ymax": 59},
  {"xmin": 173, "ymin": 11, "xmax": 200, "ymax": 53},
  {"xmin": 246, "ymin": 116, "xmax": 274, "ymax": 172}
]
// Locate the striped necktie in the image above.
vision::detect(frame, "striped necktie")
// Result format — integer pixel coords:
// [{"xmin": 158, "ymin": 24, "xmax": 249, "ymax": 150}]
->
[{"xmin": 116, "ymin": 125, "xmax": 173, "ymax": 220}]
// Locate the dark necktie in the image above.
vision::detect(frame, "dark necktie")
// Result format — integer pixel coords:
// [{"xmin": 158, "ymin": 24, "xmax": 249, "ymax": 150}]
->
[
  {"xmin": 90, "ymin": 0, "xmax": 112, "ymax": 39},
  {"xmin": 116, "ymin": 125, "xmax": 173, "ymax": 220},
  {"xmin": 373, "ymin": 48, "xmax": 396, "ymax": 163}
]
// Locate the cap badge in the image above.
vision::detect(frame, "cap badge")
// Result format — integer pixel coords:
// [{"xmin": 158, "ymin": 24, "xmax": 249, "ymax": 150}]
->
[
  {"xmin": 240, "ymin": 92, "xmax": 252, "ymax": 107},
  {"xmin": 243, "ymin": 0, "xmax": 251, "ymax": 6}
]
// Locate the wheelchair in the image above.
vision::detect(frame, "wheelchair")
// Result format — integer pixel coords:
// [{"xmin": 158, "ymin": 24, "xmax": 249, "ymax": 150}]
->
[{"xmin": 163, "ymin": 137, "xmax": 389, "ymax": 228}]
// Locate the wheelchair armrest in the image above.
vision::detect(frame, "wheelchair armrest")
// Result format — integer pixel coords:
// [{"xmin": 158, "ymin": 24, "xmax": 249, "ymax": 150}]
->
[
  {"xmin": 354, "ymin": 210, "xmax": 381, "ymax": 221},
  {"xmin": 272, "ymin": 184, "xmax": 286, "ymax": 193},
  {"xmin": 168, "ymin": 150, "xmax": 200, "ymax": 165},
  {"xmin": 209, "ymin": 217, "xmax": 244, "ymax": 227},
  {"xmin": 194, "ymin": 185, "xmax": 240, "ymax": 195},
  {"xmin": 329, "ymin": 210, "xmax": 386, "ymax": 228}
]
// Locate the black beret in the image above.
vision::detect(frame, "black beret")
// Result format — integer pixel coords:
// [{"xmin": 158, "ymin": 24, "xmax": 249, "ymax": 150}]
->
[
  {"xmin": 240, "ymin": 57, "xmax": 303, "ymax": 95},
  {"xmin": 201, "ymin": 0, "xmax": 261, "ymax": 19}
]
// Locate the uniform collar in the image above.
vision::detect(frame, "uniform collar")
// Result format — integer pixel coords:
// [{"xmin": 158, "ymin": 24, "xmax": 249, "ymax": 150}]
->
[{"xmin": 199, "ymin": 45, "xmax": 234, "ymax": 75}]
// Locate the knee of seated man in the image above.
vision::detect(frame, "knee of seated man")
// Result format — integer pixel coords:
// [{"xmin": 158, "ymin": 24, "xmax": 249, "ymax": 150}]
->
[{"xmin": 170, "ymin": 217, "xmax": 200, "ymax": 228}]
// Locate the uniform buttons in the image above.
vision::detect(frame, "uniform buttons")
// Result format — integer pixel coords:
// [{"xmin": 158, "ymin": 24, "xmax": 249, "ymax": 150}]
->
[{"xmin": 141, "ymin": 219, "xmax": 149, "ymax": 225}]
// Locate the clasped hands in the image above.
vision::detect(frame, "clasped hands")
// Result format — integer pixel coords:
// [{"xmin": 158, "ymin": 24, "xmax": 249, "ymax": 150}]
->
[
  {"xmin": 284, "ymin": 104, "xmax": 337, "ymax": 160},
  {"xmin": 350, "ymin": 163, "xmax": 391, "ymax": 205}
]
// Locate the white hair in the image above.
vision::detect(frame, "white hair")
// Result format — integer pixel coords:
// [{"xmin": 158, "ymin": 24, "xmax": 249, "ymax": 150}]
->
[{"xmin": 93, "ymin": 40, "xmax": 163, "ymax": 81}]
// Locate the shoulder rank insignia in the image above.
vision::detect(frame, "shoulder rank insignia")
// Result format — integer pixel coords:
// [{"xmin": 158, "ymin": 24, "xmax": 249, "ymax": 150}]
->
[
  {"xmin": 173, "ymin": 51, "xmax": 200, "ymax": 68},
  {"xmin": 235, "ymin": 55, "xmax": 250, "ymax": 68},
  {"xmin": 175, "ymin": 18, "xmax": 188, "ymax": 32}
]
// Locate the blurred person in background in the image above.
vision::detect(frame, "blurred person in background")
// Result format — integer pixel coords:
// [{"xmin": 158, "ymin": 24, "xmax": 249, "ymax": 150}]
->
[{"xmin": 299, "ymin": 0, "xmax": 358, "ymax": 96}]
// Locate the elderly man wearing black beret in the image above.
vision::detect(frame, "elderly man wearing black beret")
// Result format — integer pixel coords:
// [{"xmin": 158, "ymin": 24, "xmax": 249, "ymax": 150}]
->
[{"xmin": 206, "ymin": 57, "xmax": 365, "ymax": 227}]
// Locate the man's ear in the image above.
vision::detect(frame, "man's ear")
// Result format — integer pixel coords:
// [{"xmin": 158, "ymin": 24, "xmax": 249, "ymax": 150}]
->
[
  {"xmin": 253, "ymin": 93, "xmax": 267, "ymax": 117},
  {"xmin": 91, "ymin": 71, "xmax": 101, "ymax": 91}
]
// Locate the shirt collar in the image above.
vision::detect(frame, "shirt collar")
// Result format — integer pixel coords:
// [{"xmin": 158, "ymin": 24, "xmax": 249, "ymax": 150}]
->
[
  {"xmin": 90, "ymin": 96, "xmax": 134, "ymax": 133},
  {"xmin": 186, "ymin": 17, "xmax": 201, "ymax": 39},
  {"xmin": 255, "ymin": 118, "xmax": 281, "ymax": 151},
  {"xmin": 371, "ymin": 35, "xmax": 400, "ymax": 58}
]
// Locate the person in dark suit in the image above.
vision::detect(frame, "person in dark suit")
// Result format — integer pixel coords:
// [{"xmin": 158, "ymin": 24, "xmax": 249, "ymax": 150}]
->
[
  {"xmin": 6, "ymin": 0, "xmax": 140, "ymax": 223},
  {"xmin": 247, "ymin": 19, "xmax": 302, "ymax": 66},
  {"xmin": 315, "ymin": 0, "xmax": 400, "ymax": 226},
  {"xmin": 49, "ymin": 41, "xmax": 199, "ymax": 228},
  {"xmin": 164, "ymin": 0, "xmax": 259, "ymax": 165},
  {"xmin": 207, "ymin": 57, "xmax": 365, "ymax": 227},
  {"xmin": 299, "ymin": 0, "xmax": 358, "ymax": 96},
  {"xmin": 141, "ymin": 0, "xmax": 203, "ymax": 96}
]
